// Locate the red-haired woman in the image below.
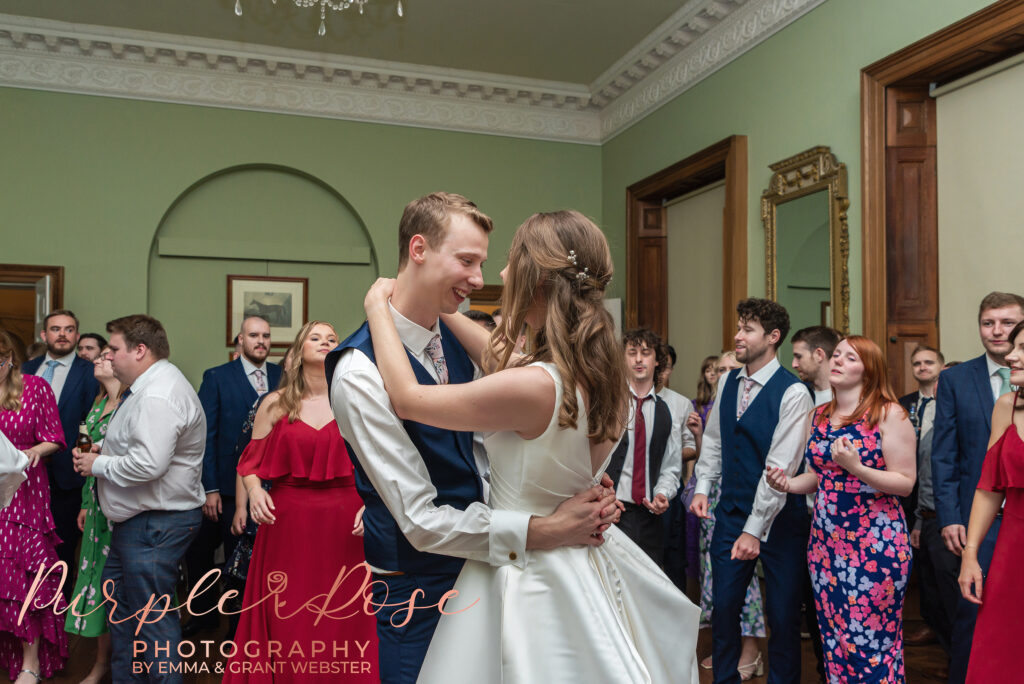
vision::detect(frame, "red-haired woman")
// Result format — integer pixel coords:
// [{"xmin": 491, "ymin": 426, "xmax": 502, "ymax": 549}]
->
[{"xmin": 766, "ymin": 336, "xmax": 916, "ymax": 683}]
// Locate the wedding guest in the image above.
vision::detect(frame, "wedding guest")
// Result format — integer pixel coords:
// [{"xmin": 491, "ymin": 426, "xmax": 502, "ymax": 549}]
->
[
  {"xmin": 767, "ymin": 336, "xmax": 915, "ymax": 683},
  {"xmin": 692, "ymin": 299, "xmax": 812, "ymax": 684},
  {"xmin": 186, "ymin": 316, "xmax": 280, "ymax": 637},
  {"xmin": 932, "ymin": 291, "xmax": 1024, "ymax": 683},
  {"xmin": 65, "ymin": 347, "xmax": 124, "ymax": 684},
  {"xmin": 463, "ymin": 309, "xmax": 497, "ymax": 331},
  {"xmin": 657, "ymin": 344, "xmax": 698, "ymax": 590},
  {"xmin": 690, "ymin": 349, "xmax": 765, "ymax": 677},
  {"xmin": 609, "ymin": 329, "xmax": 683, "ymax": 565},
  {"xmin": 72, "ymin": 314, "xmax": 206, "ymax": 683},
  {"xmin": 958, "ymin": 319, "xmax": 1024, "ymax": 681},
  {"xmin": 0, "ymin": 329, "xmax": 68, "ymax": 684},
  {"xmin": 226, "ymin": 321, "xmax": 378, "ymax": 682},
  {"xmin": 693, "ymin": 355, "xmax": 720, "ymax": 425},
  {"xmin": 76, "ymin": 334, "xmax": 107, "ymax": 362},
  {"xmin": 22, "ymin": 309, "xmax": 98, "ymax": 588},
  {"xmin": 900, "ymin": 345, "xmax": 955, "ymax": 659},
  {"xmin": 790, "ymin": 326, "xmax": 840, "ymax": 406}
]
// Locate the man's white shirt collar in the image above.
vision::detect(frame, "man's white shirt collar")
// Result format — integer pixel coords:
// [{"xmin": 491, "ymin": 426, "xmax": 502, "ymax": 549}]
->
[
  {"xmin": 239, "ymin": 355, "xmax": 266, "ymax": 377},
  {"xmin": 389, "ymin": 301, "xmax": 440, "ymax": 355},
  {"xmin": 44, "ymin": 350, "xmax": 76, "ymax": 367},
  {"xmin": 987, "ymin": 354, "xmax": 1009, "ymax": 377},
  {"xmin": 129, "ymin": 359, "xmax": 169, "ymax": 395},
  {"xmin": 738, "ymin": 356, "xmax": 780, "ymax": 386},
  {"xmin": 629, "ymin": 384, "xmax": 658, "ymax": 401}
]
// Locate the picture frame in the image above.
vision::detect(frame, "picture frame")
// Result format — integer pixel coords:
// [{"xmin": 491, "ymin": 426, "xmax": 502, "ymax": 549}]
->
[
  {"xmin": 227, "ymin": 275, "xmax": 308, "ymax": 348},
  {"xmin": 821, "ymin": 301, "xmax": 831, "ymax": 327}
]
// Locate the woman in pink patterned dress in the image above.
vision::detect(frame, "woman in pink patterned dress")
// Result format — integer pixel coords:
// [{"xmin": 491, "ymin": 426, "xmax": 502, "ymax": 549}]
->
[
  {"xmin": 0, "ymin": 330, "xmax": 69, "ymax": 683},
  {"xmin": 767, "ymin": 336, "xmax": 916, "ymax": 683}
]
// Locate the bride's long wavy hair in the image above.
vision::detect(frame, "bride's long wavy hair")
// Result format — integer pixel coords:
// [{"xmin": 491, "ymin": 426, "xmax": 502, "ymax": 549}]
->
[{"xmin": 485, "ymin": 210, "xmax": 627, "ymax": 443}]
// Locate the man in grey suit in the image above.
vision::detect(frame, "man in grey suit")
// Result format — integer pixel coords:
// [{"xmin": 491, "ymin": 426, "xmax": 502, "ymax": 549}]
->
[{"xmin": 932, "ymin": 291, "xmax": 1024, "ymax": 683}]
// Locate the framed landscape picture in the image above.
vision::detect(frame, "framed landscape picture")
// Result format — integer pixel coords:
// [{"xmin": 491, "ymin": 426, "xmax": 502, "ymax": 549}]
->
[{"xmin": 227, "ymin": 275, "xmax": 308, "ymax": 347}]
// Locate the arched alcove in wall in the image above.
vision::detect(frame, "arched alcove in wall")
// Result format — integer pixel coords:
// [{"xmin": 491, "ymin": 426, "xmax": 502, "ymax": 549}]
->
[{"xmin": 147, "ymin": 164, "xmax": 378, "ymax": 384}]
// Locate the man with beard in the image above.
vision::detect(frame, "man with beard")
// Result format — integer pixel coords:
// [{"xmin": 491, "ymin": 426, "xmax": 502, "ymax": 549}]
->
[
  {"xmin": 691, "ymin": 298, "xmax": 812, "ymax": 684},
  {"xmin": 76, "ymin": 332, "xmax": 107, "ymax": 362},
  {"xmin": 184, "ymin": 316, "xmax": 281, "ymax": 636},
  {"xmin": 22, "ymin": 308, "xmax": 98, "ymax": 586}
]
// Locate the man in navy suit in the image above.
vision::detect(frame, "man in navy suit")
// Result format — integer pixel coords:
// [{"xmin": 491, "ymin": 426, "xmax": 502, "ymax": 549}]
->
[
  {"xmin": 932, "ymin": 291, "xmax": 1024, "ymax": 683},
  {"xmin": 183, "ymin": 315, "xmax": 281, "ymax": 636},
  {"xmin": 22, "ymin": 308, "xmax": 99, "ymax": 589}
]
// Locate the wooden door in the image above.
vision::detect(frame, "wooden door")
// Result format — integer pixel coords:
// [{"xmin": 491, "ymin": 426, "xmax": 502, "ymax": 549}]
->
[{"xmin": 884, "ymin": 88, "xmax": 938, "ymax": 395}]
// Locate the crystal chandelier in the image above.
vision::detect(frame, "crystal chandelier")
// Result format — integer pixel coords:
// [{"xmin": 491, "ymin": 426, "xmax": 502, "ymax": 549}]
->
[{"xmin": 235, "ymin": 0, "xmax": 404, "ymax": 37}]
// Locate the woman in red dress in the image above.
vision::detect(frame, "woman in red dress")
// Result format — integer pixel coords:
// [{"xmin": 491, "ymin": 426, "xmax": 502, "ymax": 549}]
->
[
  {"xmin": 960, "ymin": 320, "xmax": 1024, "ymax": 682},
  {"xmin": 224, "ymin": 321, "xmax": 378, "ymax": 682}
]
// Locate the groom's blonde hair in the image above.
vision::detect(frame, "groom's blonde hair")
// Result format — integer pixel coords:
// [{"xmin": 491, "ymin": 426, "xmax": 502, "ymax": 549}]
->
[{"xmin": 397, "ymin": 192, "xmax": 494, "ymax": 270}]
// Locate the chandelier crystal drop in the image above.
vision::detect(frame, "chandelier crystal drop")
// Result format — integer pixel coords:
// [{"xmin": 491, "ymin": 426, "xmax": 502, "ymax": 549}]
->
[{"xmin": 235, "ymin": 0, "xmax": 404, "ymax": 36}]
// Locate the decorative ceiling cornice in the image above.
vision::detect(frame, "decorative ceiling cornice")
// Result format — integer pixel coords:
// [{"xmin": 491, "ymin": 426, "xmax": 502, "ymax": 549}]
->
[{"xmin": 0, "ymin": 0, "xmax": 826, "ymax": 144}]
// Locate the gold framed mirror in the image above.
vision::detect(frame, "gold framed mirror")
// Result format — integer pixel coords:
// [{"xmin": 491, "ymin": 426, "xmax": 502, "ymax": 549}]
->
[{"xmin": 761, "ymin": 146, "xmax": 850, "ymax": 336}]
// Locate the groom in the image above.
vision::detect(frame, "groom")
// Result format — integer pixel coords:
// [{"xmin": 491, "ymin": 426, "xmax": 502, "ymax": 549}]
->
[{"xmin": 327, "ymin": 192, "xmax": 619, "ymax": 684}]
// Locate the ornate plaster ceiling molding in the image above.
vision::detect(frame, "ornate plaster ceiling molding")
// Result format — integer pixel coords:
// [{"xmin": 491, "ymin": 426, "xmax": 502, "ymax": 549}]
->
[
  {"xmin": 597, "ymin": 0, "xmax": 828, "ymax": 140},
  {"xmin": 0, "ymin": 0, "xmax": 825, "ymax": 144}
]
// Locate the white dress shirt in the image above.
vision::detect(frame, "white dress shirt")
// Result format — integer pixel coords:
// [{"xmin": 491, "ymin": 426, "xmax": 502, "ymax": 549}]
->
[
  {"xmin": 331, "ymin": 304, "xmax": 530, "ymax": 572},
  {"xmin": 615, "ymin": 385, "xmax": 684, "ymax": 503},
  {"xmin": 812, "ymin": 387, "xmax": 832, "ymax": 407},
  {"xmin": 987, "ymin": 355, "xmax": 1012, "ymax": 400},
  {"xmin": 657, "ymin": 387, "xmax": 698, "ymax": 454},
  {"xmin": 239, "ymin": 355, "xmax": 269, "ymax": 395},
  {"xmin": 34, "ymin": 350, "xmax": 76, "ymax": 402},
  {"xmin": 0, "ymin": 430, "xmax": 28, "ymax": 508},
  {"xmin": 93, "ymin": 359, "xmax": 207, "ymax": 523},
  {"xmin": 694, "ymin": 357, "xmax": 813, "ymax": 540}
]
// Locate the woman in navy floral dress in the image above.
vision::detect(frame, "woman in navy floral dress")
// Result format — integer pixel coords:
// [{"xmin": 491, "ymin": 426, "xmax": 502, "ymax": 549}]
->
[{"xmin": 767, "ymin": 336, "xmax": 916, "ymax": 683}]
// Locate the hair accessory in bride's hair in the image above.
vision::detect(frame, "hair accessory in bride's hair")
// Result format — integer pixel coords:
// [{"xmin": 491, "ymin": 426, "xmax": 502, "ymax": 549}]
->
[
  {"xmin": 567, "ymin": 250, "xmax": 578, "ymax": 266},
  {"xmin": 576, "ymin": 267, "xmax": 590, "ymax": 282}
]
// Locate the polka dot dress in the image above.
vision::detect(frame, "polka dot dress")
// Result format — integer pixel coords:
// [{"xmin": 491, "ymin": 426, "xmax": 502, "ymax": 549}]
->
[{"xmin": 0, "ymin": 375, "xmax": 69, "ymax": 679}]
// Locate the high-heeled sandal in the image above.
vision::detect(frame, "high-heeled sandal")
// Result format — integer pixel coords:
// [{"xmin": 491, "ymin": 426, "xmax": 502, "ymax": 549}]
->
[
  {"xmin": 700, "ymin": 655, "xmax": 713, "ymax": 669},
  {"xmin": 737, "ymin": 652, "xmax": 764, "ymax": 681}
]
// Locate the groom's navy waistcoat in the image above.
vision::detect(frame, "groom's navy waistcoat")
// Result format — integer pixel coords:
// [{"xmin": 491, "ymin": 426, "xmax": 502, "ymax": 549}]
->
[
  {"xmin": 326, "ymin": 320, "xmax": 482, "ymax": 576},
  {"xmin": 718, "ymin": 366, "xmax": 805, "ymax": 517}
]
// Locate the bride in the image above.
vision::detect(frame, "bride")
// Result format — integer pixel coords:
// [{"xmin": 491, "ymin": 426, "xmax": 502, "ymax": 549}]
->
[{"xmin": 363, "ymin": 210, "xmax": 700, "ymax": 683}]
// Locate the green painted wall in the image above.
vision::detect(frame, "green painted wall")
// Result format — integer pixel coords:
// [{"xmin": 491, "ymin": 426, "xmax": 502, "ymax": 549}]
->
[
  {"xmin": 600, "ymin": 0, "xmax": 992, "ymax": 334},
  {"xmin": 1, "ymin": 88, "xmax": 601, "ymax": 384}
]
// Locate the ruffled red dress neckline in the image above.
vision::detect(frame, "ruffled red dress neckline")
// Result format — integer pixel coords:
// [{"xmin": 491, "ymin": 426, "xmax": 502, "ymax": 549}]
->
[{"xmin": 236, "ymin": 415, "xmax": 353, "ymax": 483}]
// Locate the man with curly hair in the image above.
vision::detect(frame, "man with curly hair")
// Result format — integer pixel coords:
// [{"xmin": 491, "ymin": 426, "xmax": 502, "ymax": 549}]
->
[{"xmin": 691, "ymin": 298, "xmax": 812, "ymax": 684}]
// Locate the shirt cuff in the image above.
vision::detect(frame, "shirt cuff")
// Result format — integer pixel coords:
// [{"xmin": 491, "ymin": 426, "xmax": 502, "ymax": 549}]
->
[
  {"xmin": 205, "ymin": 489, "xmax": 220, "ymax": 495},
  {"xmin": 488, "ymin": 509, "xmax": 530, "ymax": 569},
  {"xmin": 695, "ymin": 479, "xmax": 712, "ymax": 497},
  {"xmin": 654, "ymin": 484, "xmax": 678, "ymax": 500},
  {"xmin": 742, "ymin": 515, "xmax": 767, "ymax": 541},
  {"xmin": 92, "ymin": 455, "xmax": 111, "ymax": 480}
]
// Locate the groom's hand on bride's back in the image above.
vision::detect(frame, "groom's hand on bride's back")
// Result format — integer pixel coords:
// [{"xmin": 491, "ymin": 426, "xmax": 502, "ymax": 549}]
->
[{"xmin": 525, "ymin": 480, "xmax": 620, "ymax": 550}]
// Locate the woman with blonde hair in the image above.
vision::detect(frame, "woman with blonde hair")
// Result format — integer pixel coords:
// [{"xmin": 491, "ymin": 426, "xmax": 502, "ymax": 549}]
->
[
  {"xmin": 363, "ymin": 210, "xmax": 700, "ymax": 683},
  {"xmin": 224, "ymin": 321, "xmax": 377, "ymax": 683},
  {"xmin": 0, "ymin": 330, "xmax": 67, "ymax": 683}
]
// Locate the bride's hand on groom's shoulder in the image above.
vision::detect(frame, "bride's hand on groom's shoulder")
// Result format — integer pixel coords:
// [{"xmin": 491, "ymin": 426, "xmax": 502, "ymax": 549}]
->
[{"xmin": 364, "ymin": 278, "xmax": 397, "ymax": 315}]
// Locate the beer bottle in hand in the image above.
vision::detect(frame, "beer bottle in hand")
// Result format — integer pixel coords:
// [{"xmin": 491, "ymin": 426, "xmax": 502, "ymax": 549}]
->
[{"xmin": 76, "ymin": 421, "xmax": 92, "ymax": 452}]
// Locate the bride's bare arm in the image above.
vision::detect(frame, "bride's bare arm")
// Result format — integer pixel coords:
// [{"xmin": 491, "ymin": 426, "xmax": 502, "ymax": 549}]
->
[
  {"xmin": 438, "ymin": 311, "xmax": 493, "ymax": 369},
  {"xmin": 365, "ymin": 279, "xmax": 554, "ymax": 437}
]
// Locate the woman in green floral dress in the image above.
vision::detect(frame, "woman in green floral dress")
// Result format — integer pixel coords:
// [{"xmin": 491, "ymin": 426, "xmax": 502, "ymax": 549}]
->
[{"xmin": 65, "ymin": 348, "xmax": 124, "ymax": 684}]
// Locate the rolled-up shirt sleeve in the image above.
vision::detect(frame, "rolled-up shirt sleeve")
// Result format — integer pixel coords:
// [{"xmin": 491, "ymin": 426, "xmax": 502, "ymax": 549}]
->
[
  {"xmin": 332, "ymin": 354, "xmax": 530, "ymax": 569},
  {"xmin": 654, "ymin": 422, "xmax": 683, "ymax": 500},
  {"xmin": 92, "ymin": 395, "xmax": 181, "ymax": 487},
  {"xmin": 743, "ymin": 385, "xmax": 813, "ymax": 540}
]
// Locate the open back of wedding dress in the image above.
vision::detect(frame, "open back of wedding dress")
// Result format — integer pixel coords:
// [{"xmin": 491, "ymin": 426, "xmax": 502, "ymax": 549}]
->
[{"xmin": 417, "ymin": 363, "xmax": 700, "ymax": 684}]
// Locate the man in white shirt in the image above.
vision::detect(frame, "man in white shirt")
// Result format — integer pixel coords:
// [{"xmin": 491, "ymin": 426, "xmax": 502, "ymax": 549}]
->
[
  {"xmin": 691, "ymin": 298, "xmax": 813, "ymax": 684},
  {"xmin": 932, "ymin": 291, "xmax": 1024, "ymax": 683},
  {"xmin": 327, "ymin": 192, "xmax": 619, "ymax": 684},
  {"xmin": 607, "ymin": 329, "xmax": 686, "ymax": 566},
  {"xmin": 790, "ymin": 325, "xmax": 841, "ymax": 408},
  {"xmin": 74, "ymin": 314, "xmax": 206, "ymax": 684}
]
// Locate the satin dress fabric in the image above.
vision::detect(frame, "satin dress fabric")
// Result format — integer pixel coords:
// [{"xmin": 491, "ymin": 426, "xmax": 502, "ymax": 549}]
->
[{"xmin": 417, "ymin": 363, "xmax": 700, "ymax": 684}]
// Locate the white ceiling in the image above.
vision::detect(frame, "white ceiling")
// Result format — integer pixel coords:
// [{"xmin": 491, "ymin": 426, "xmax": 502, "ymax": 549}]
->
[{"xmin": 0, "ymin": 0, "xmax": 828, "ymax": 142}]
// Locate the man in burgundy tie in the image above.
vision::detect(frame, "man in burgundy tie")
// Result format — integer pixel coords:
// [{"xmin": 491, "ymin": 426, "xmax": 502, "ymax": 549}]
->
[{"xmin": 605, "ymin": 328, "xmax": 682, "ymax": 565}]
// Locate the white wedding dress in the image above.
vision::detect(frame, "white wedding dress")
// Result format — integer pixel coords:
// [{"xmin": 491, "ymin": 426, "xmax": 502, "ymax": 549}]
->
[{"xmin": 417, "ymin": 363, "xmax": 700, "ymax": 684}]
